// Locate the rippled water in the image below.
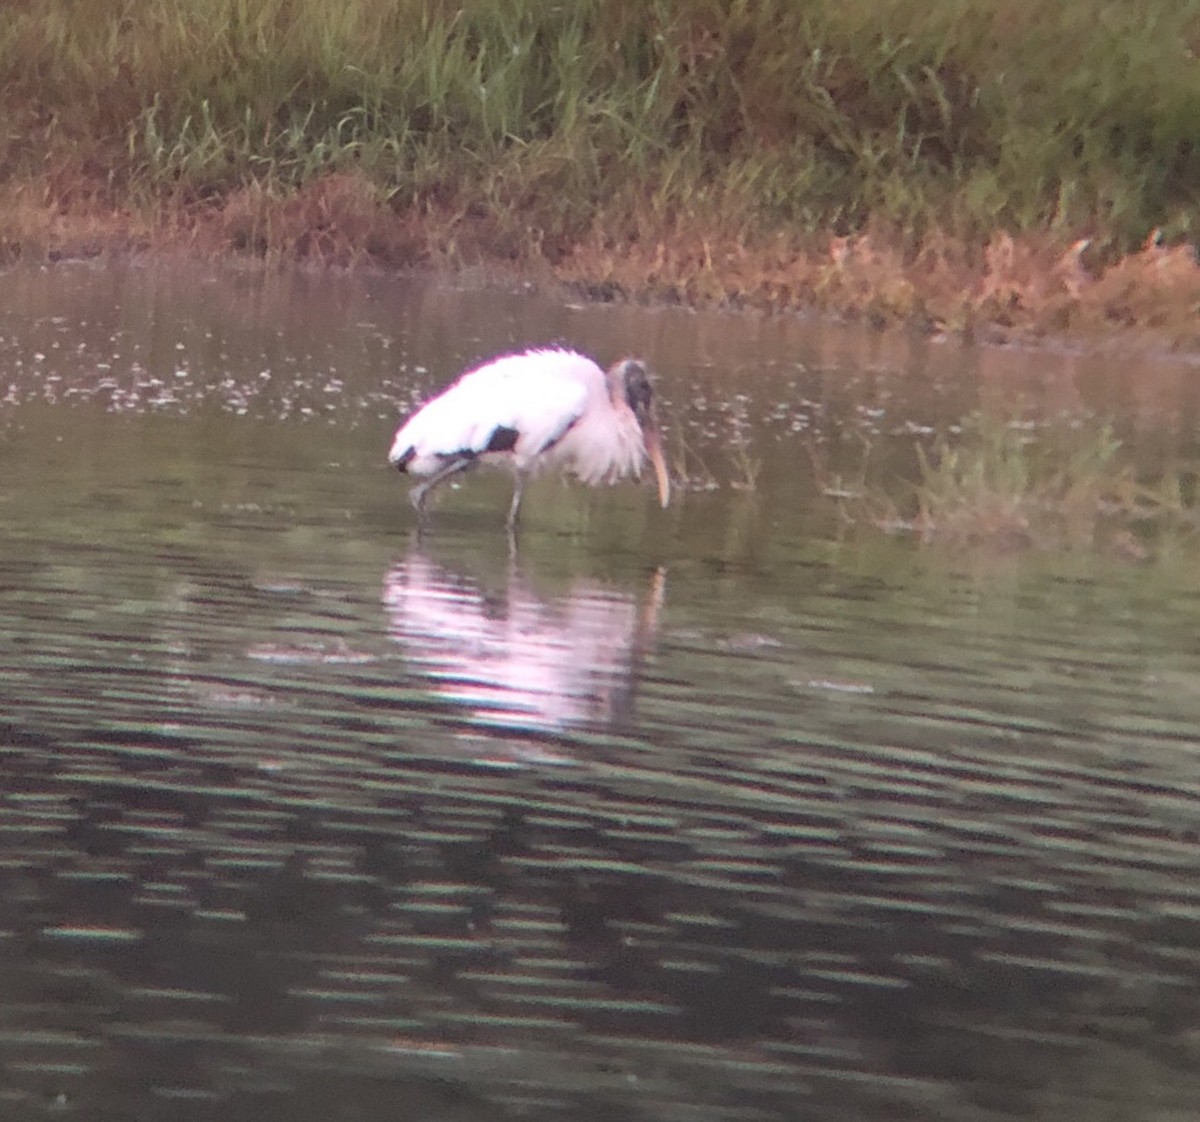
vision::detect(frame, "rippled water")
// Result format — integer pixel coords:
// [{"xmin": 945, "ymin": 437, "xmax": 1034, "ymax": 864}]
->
[{"xmin": 3, "ymin": 262, "xmax": 1200, "ymax": 1121}]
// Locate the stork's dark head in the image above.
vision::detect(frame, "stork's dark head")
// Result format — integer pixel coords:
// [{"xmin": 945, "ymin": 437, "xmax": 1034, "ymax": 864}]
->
[
  {"xmin": 608, "ymin": 358, "xmax": 670, "ymax": 508},
  {"xmin": 618, "ymin": 359, "xmax": 654, "ymax": 422}
]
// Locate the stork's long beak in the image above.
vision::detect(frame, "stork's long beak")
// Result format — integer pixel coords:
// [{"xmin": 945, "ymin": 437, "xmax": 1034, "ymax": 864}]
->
[{"xmin": 643, "ymin": 417, "xmax": 671, "ymax": 508}]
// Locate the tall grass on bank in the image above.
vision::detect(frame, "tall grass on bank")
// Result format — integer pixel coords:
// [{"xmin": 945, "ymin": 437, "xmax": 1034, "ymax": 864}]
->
[{"xmin": 1, "ymin": 0, "xmax": 1198, "ymax": 331}]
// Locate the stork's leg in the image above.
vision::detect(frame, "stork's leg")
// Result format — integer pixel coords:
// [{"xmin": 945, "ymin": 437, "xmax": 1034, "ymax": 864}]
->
[
  {"xmin": 410, "ymin": 456, "xmax": 474, "ymax": 519},
  {"xmin": 506, "ymin": 474, "xmax": 526, "ymax": 531}
]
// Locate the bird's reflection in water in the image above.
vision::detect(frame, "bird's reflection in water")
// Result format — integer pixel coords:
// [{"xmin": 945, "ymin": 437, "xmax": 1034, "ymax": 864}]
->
[{"xmin": 381, "ymin": 546, "xmax": 665, "ymax": 757}]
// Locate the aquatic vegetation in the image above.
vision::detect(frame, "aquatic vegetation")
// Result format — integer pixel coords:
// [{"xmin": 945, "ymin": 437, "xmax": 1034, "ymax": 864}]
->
[
  {"xmin": 912, "ymin": 414, "xmax": 1117, "ymax": 550},
  {"xmin": 728, "ymin": 442, "xmax": 763, "ymax": 494},
  {"xmin": 810, "ymin": 411, "xmax": 1200, "ymax": 556},
  {"xmin": 666, "ymin": 432, "xmax": 722, "ymax": 495},
  {"xmin": 0, "ymin": 0, "xmax": 1198, "ymax": 339},
  {"xmin": 912, "ymin": 413, "xmax": 1196, "ymax": 554}
]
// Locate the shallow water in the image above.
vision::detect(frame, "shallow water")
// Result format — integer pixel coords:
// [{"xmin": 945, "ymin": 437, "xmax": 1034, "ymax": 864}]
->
[{"xmin": 3, "ymin": 263, "xmax": 1200, "ymax": 1121}]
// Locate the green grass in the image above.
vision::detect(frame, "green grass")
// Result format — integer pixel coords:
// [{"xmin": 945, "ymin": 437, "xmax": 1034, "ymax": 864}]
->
[
  {"xmin": 3, "ymin": 0, "xmax": 1199, "ymax": 251},
  {"xmin": 811, "ymin": 410, "xmax": 1200, "ymax": 555},
  {"xmin": 911, "ymin": 413, "xmax": 1196, "ymax": 553}
]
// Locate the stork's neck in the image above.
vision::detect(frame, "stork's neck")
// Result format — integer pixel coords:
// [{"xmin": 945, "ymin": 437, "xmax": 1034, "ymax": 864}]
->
[{"xmin": 605, "ymin": 365, "xmax": 627, "ymax": 412}]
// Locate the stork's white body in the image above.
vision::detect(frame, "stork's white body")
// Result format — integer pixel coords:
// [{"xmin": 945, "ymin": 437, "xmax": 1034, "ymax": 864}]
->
[{"xmin": 388, "ymin": 348, "xmax": 668, "ymax": 527}]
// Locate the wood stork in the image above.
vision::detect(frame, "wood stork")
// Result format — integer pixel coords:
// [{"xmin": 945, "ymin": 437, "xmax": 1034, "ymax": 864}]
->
[{"xmin": 387, "ymin": 348, "xmax": 671, "ymax": 528}]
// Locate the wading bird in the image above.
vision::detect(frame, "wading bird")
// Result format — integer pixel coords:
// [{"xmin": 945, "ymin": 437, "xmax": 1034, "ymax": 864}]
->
[{"xmin": 387, "ymin": 348, "xmax": 671, "ymax": 529}]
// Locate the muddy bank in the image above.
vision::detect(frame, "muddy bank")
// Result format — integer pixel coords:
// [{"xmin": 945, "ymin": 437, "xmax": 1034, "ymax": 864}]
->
[{"xmin": 6, "ymin": 175, "xmax": 1199, "ymax": 353}]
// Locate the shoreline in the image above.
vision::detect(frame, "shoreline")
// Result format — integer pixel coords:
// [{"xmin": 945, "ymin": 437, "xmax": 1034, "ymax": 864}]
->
[
  {"xmin": 5, "ymin": 1, "xmax": 1197, "ymax": 357},
  {"xmin": 5, "ymin": 175, "xmax": 1199, "ymax": 355}
]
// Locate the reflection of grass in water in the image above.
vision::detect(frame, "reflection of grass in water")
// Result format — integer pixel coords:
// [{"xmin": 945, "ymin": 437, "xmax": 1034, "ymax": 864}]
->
[{"xmin": 821, "ymin": 413, "xmax": 1198, "ymax": 557}]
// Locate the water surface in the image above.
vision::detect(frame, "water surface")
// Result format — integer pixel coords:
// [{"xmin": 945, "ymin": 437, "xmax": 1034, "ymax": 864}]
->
[{"xmin": 2, "ymin": 263, "xmax": 1200, "ymax": 1121}]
